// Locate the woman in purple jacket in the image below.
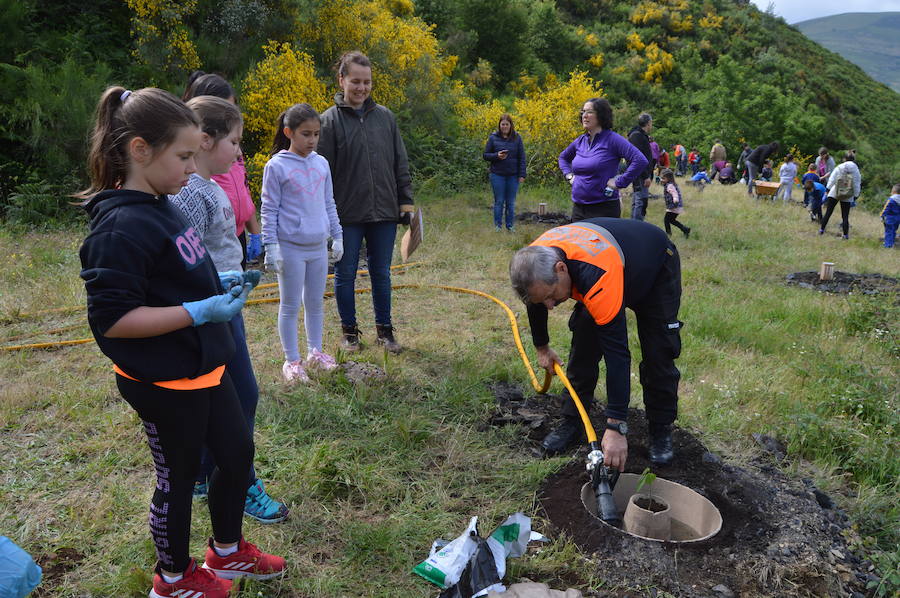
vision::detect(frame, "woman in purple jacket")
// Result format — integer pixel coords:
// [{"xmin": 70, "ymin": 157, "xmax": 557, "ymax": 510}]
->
[{"xmin": 559, "ymin": 98, "xmax": 649, "ymax": 220}]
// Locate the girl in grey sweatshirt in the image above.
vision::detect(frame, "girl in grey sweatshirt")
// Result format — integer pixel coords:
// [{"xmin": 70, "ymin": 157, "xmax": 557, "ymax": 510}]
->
[{"xmin": 261, "ymin": 104, "xmax": 343, "ymax": 383}]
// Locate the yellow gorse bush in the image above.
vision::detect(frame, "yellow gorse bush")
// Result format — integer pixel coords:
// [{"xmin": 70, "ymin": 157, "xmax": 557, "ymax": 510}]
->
[
  {"xmin": 451, "ymin": 81, "xmax": 507, "ymax": 140},
  {"xmin": 240, "ymin": 41, "xmax": 329, "ymax": 197},
  {"xmin": 643, "ymin": 43, "xmax": 675, "ymax": 83},
  {"xmin": 699, "ymin": 13, "xmax": 724, "ymax": 29},
  {"xmin": 125, "ymin": 0, "xmax": 200, "ymax": 75},
  {"xmin": 513, "ymin": 70, "xmax": 605, "ymax": 178},
  {"xmin": 626, "ymin": 32, "xmax": 646, "ymax": 52},
  {"xmin": 299, "ymin": 0, "xmax": 453, "ymax": 110}
]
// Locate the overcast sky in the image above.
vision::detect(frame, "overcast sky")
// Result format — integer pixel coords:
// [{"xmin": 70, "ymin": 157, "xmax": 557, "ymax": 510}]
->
[{"xmin": 749, "ymin": 0, "xmax": 900, "ymax": 24}]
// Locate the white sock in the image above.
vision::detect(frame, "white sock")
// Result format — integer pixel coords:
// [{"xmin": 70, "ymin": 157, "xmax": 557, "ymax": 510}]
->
[
  {"xmin": 161, "ymin": 571, "xmax": 183, "ymax": 584},
  {"xmin": 213, "ymin": 543, "xmax": 238, "ymax": 557}
]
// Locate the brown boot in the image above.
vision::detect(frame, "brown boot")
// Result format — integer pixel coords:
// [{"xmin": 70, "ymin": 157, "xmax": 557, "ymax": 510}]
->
[
  {"xmin": 341, "ymin": 324, "xmax": 362, "ymax": 352},
  {"xmin": 375, "ymin": 324, "xmax": 401, "ymax": 354}
]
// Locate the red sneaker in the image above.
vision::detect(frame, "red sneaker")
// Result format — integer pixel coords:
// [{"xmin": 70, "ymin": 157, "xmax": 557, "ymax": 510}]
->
[
  {"xmin": 150, "ymin": 558, "xmax": 232, "ymax": 598},
  {"xmin": 202, "ymin": 537, "xmax": 285, "ymax": 580}
]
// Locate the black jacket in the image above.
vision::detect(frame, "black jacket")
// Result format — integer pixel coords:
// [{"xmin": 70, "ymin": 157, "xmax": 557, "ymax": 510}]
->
[
  {"xmin": 483, "ymin": 131, "xmax": 527, "ymax": 178},
  {"xmin": 746, "ymin": 143, "xmax": 778, "ymax": 167},
  {"xmin": 79, "ymin": 190, "xmax": 235, "ymax": 382},
  {"xmin": 627, "ymin": 126, "xmax": 655, "ymax": 181},
  {"xmin": 317, "ymin": 93, "xmax": 414, "ymax": 225}
]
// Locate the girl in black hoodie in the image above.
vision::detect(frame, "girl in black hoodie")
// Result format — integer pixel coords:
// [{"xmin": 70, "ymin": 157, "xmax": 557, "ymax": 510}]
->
[{"xmin": 77, "ymin": 86, "xmax": 283, "ymax": 598}]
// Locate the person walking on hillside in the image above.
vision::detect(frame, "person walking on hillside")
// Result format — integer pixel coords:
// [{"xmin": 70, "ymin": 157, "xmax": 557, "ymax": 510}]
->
[
  {"xmin": 509, "ymin": 218, "xmax": 684, "ymax": 467},
  {"xmin": 483, "ymin": 114, "xmax": 526, "ymax": 231},
  {"xmin": 558, "ymin": 98, "xmax": 648, "ymax": 220},
  {"xmin": 820, "ymin": 150, "xmax": 861, "ymax": 239},
  {"xmin": 745, "ymin": 141, "xmax": 779, "ymax": 196},
  {"xmin": 626, "ymin": 112, "xmax": 655, "ymax": 221},
  {"xmin": 317, "ymin": 51, "xmax": 414, "ymax": 353},
  {"xmin": 709, "ymin": 140, "xmax": 726, "ymax": 178}
]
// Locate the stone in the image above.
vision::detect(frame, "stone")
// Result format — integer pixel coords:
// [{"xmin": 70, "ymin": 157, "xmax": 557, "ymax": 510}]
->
[
  {"xmin": 701, "ymin": 451, "xmax": 722, "ymax": 465},
  {"xmin": 813, "ymin": 489, "xmax": 835, "ymax": 509},
  {"xmin": 711, "ymin": 584, "xmax": 735, "ymax": 598}
]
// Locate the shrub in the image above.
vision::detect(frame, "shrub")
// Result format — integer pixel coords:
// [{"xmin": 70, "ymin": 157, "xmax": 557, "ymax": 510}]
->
[
  {"xmin": 299, "ymin": 0, "xmax": 454, "ymax": 110},
  {"xmin": 125, "ymin": 0, "xmax": 201, "ymax": 78},
  {"xmin": 513, "ymin": 70, "xmax": 605, "ymax": 179}
]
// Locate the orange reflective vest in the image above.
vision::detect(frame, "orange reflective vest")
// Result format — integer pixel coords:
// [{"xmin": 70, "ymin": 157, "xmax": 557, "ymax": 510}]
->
[{"xmin": 531, "ymin": 222, "xmax": 625, "ymax": 326}]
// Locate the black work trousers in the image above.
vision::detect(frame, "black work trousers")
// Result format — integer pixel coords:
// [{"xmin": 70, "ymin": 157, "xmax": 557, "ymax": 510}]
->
[
  {"xmin": 561, "ymin": 245, "xmax": 682, "ymax": 429},
  {"xmin": 572, "ymin": 199, "xmax": 621, "ymax": 221},
  {"xmin": 117, "ymin": 372, "xmax": 253, "ymax": 573}
]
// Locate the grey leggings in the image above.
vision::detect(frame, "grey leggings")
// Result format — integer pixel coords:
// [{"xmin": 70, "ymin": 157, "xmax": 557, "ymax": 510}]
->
[
  {"xmin": 277, "ymin": 241, "xmax": 329, "ymax": 361},
  {"xmin": 746, "ymin": 161, "xmax": 760, "ymax": 194}
]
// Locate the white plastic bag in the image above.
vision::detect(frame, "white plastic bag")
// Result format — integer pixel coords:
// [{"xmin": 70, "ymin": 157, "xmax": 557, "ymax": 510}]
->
[
  {"xmin": 413, "ymin": 516, "xmax": 479, "ymax": 588},
  {"xmin": 475, "ymin": 513, "xmax": 533, "ymax": 597}
]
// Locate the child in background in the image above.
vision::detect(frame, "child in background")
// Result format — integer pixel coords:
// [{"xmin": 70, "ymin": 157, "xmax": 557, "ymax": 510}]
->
[
  {"xmin": 182, "ymin": 72, "xmax": 261, "ymax": 267},
  {"xmin": 775, "ymin": 154, "xmax": 798, "ymax": 203},
  {"xmin": 261, "ymin": 103, "xmax": 343, "ymax": 383},
  {"xmin": 77, "ymin": 87, "xmax": 284, "ymax": 598},
  {"xmin": 690, "ymin": 168, "xmax": 711, "ymax": 188},
  {"xmin": 656, "ymin": 149, "xmax": 670, "ymax": 183},
  {"xmin": 169, "ymin": 96, "xmax": 289, "ymax": 524},
  {"xmin": 760, "ymin": 159, "xmax": 773, "ymax": 181},
  {"xmin": 804, "ymin": 178, "xmax": 827, "ymax": 224},
  {"xmin": 881, "ymin": 183, "xmax": 900, "ymax": 248},
  {"xmin": 661, "ymin": 168, "xmax": 691, "ymax": 238},
  {"xmin": 801, "ymin": 163, "xmax": 818, "ymax": 208},
  {"xmin": 688, "ymin": 147, "xmax": 700, "ymax": 175}
]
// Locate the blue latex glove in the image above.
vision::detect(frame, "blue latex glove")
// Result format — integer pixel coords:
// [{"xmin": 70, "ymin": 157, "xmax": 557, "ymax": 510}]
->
[
  {"xmin": 243, "ymin": 269, "xmax": 262, "ymax": 289},
  {"xmin": 218, "ymin": 270, "xmax": 244, "ymax": 290},
  {"xmin": 183, "ymin": 283, "xmax": 252, "ymax": 326},
  {"xmin": 247, "ymin": 233, "xmax": 262, "ymax": 261}
]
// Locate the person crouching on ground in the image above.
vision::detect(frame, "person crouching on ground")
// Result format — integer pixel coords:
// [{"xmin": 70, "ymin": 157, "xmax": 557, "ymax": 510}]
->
[
  {"xmin": 804, "ymin": 178, "xmax": 827, "ymax": 225},
  {"xmin": 509, "ymin": 218, "xmax": 684, "ymax": 468}
]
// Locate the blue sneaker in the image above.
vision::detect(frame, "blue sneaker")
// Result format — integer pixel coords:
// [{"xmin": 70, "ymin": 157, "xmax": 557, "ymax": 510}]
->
[
  {"xmin": 193, "ymin": 480, "xmax": 208, "ymax": 500},
  {"xmin": 244, "ymin": 479, "xmax": 289, "ymax": 524}
]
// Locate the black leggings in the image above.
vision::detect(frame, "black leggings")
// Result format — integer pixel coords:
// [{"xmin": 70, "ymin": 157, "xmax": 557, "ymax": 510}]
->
[
  {"xmin": 820, "ymin": 198, "xmax": 851, "ymax": 236},
  {"xmin": 117, "ymin": 372, "xmax": 253, "ymax": 573},
  {"xmin": 572, "ymin": 199, "xmax": 621, "ymax": 221},
  {"xmin": 664, "ymin": 212, "xmax": 689, "ymax": 235}
]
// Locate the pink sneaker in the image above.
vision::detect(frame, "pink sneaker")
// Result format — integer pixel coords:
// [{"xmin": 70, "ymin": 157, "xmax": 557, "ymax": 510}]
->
[
  {"xmin": 306, "ymin": 349, "xmax": 337, "ymax": 371},
  {"xmin": 282, "ymin": 360, "xmax": 310, "ymax": 383}
]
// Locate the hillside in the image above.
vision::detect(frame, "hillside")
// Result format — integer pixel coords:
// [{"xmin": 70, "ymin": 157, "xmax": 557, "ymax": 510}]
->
[{"xmin": 795, "ymin": 12, "xmax": 900, "ymax": 93}]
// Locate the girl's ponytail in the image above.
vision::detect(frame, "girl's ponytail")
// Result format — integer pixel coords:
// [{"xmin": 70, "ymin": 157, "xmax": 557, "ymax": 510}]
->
[
  {"xmin": 270, "ymin": 110, "xmax": 291, "ymax": 156},
  {"xmin": 76, "ymin": 86, "xmax": 198, "ymax": 200},
  {"xmin": 269, "ymin": 103, "xmax": 320, "ymax": 156}
]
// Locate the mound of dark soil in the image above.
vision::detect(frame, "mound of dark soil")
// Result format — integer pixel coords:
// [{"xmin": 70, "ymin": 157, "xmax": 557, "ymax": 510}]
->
[
  {"xmin": 517, "ymin": 211, "xmax": 572, "ymax": 226},
  {"xmin": 786, "ymin": 271, "xmax": 899, "ymax": 295},
  {"xmin": 489, "ymin": 384, "xmax": 878, "ymax": 597}
]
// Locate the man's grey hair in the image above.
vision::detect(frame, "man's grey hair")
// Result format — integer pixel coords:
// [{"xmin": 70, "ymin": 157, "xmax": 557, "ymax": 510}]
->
[
  {"xmin": 509, "ymin": 245, "xmax": 563, "ymax": 302},
  {"xmin": 638, "ymin": 112, "xmax": 652, "ymax": 128}
]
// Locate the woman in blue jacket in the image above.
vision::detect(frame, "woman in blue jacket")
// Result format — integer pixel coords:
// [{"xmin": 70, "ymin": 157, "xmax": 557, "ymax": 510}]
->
[{"xmin": 483, "ymin": 114, "xmax": 526, "ymax": 231}]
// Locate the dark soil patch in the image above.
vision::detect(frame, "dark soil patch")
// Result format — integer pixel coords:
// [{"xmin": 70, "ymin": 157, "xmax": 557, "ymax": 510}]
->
[
  {"xmin": 517, "ymin": 211, "xmax": 572, "ymax": 226},
  {"xmin": 786, "ymin": 271, "xmax": 899, "ymax": 296},
  {"xmin": 489, "ymin": 384, "xmax": 877, "ymax": 597},
  {"xmin": 32, "ymin": 548, "xmax": 85, "ymax": 596}
]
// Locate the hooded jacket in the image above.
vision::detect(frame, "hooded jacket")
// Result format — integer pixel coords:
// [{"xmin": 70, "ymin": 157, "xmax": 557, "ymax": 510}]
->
[
  {"xmin": 317, "ymin": 93, "xmax": 413, "ymax": 226},
  {"xmin": 746, "ymin": 143, "xmax": 778, "ymax": 167},
  {"xmin": 627, "ymin": 125, "xmax": 655, "ymax": 182},
  {"xmin": 260, "ymin": 150, "xmax": 342, "ymax": 247},
  {"xmin": 79, "ymin": 189, "xmax": 234, "ymax": 382}
]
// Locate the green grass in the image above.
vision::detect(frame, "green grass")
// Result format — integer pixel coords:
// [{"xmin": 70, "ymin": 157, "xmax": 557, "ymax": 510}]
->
[{"xmin": 1, "ymin": 182, "xmax": 898, "ymax": 596}]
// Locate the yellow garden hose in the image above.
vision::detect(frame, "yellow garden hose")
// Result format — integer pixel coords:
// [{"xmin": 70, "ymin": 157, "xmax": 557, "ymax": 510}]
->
[{"xmin": 1, "ymin": 275, "xmax": 598, "ymax": 446}]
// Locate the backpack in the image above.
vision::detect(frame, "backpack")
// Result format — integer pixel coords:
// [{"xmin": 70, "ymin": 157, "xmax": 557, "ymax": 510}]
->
[{"xmin": 833, "ymin": 169, "xmax": 854, "ymax": 200}]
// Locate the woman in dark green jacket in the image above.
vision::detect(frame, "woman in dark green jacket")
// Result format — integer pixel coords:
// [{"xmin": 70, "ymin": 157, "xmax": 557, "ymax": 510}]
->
[{"xmin": 317, "ymin": 51, "xmax": 414, "ymax": 354}]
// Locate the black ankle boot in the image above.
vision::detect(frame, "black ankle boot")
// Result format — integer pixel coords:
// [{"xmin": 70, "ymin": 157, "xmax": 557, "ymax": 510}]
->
[
  {"xmin": 649, "ymin": 424, "xmax": 674, "ymax": 465},
  {"xmin": 375, "ymin": 324, "xmax": 401, "ymax": 354},
  {"xmin": 341, "ymin": 324, "xmax": 362, "ymax": 352},
  {"xmin": 541, "ymin": 417, "xmax": 583, "ymax": 455}
]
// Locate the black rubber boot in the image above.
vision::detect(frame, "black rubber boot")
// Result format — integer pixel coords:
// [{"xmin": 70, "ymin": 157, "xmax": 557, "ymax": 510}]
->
[
  {"xmin": 341, "ymin": 324, "xmax": 362, "ymax": 352},
  {"xmin": 541, "ymin": 417, "xmax": 583, "ymax": 456},
  {"xmin": 375, "ymin": 324, "xmax": 401, "ymax": 354},
  {"xmin": 649, "ymin": 424, "xmax": 674, "ymax": 465}
]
